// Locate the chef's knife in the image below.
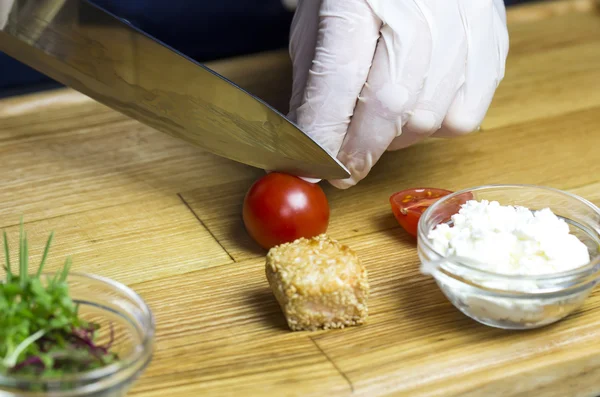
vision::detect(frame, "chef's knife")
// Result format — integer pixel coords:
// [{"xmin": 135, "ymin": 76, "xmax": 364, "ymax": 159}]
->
[{"xmin": 0, "ymin": 0, "xmax": 350, "ymax": 180}]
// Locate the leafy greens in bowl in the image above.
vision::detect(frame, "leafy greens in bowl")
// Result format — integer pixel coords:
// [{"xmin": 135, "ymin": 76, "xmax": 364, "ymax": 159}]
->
[{"xmin": 0, "ymin": 220, "xmax": 154, "ymax": 396}]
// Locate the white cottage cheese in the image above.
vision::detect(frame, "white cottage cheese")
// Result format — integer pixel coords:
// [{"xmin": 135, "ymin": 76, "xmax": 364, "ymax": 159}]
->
[
  {"xmin": 424, "ymin": 200, "xmax": 592, "ymax": 328},
  {"xmin": 428, "ymin": 200, "xmax": 590, "ymax": 275}
]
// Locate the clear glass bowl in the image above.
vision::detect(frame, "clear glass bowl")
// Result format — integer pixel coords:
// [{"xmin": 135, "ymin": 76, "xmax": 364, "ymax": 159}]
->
[
  {"xmin": 417, "ymin": 184, "xmax": 600, "ymax": 330},
  {"xmin": 0, "ymin": 273, "xmax": 155, "ymax": 396}
]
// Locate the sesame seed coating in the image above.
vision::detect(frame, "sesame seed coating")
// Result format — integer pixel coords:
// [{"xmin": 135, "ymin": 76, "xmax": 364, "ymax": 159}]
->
[{"xmin": 265, "ymin": 234, "xmax": 369, "ymax": 331}]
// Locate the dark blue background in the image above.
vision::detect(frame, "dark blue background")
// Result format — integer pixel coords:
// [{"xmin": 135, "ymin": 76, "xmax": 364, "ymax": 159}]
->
[{"xmin": 0, "ymin": 0, "xmax": 535, "ymax": 97}]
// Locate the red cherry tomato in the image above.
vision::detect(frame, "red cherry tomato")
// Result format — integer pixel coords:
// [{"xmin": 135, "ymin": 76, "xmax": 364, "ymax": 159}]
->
[
  {"xmin": 389, "ymin": 188, "xmax": 472, "ymax": 237},
  {"xmin": 242, "ymin": 172, "xmax": 330, "ymax": 249}
]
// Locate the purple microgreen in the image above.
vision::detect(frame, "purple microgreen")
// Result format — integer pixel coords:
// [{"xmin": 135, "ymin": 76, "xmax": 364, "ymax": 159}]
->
[{"xmin": 12, "ymin": 355, "xmax": 45, "ymax": 372}]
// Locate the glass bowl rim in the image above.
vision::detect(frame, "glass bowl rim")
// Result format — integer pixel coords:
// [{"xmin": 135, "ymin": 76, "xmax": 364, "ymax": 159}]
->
[
  {"xmin": 417, "ymin": 183, "xmax": 600, "ymax": 282},
  {"xmin": 0, "ymin": 271, "xmax": 155, "ymax": 387}
]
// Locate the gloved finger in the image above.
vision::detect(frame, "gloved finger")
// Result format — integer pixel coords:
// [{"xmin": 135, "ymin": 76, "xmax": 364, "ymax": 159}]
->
[
  {"xmin": 287, "ymin": 0, "xmax": 321, "ymax": 124},
  {"xmin": 387, "ymin": 0, "xmax": 467, "ymax": 151},
  {"xmin": 493, "ymin": 0, "xmax": 507, "ymax": 25},
  {"xmin": 433, "ymin": 0, "xmax": 509, "ymax": 137},
  {"xmin": 330, "ymin": 3, "xmax": 432, "ymax": 189},
  {"xmin": 0, "ymin": 0, "xmax": 15, "ymax": 30},
  {"xmin": 292, "ymin": 0, "xmax": 381, "ymax": 163},
  {"xmin": 285, "ymin": 0, "xmax": 323, "ymax": 184}
]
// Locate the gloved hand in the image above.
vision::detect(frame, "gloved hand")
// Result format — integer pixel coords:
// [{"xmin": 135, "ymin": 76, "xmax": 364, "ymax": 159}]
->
[{"xmin": 287, "ymin": 0, "xmax": 509, "ymax": 189}]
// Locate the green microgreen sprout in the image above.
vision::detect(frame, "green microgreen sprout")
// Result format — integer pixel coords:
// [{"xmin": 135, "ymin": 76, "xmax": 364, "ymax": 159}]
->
[{"xmin": 0, "ymin": 218, "xmax": 118, "ymax": 378}]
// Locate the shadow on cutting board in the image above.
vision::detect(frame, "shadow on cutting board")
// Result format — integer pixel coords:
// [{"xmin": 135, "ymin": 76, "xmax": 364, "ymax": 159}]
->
[{"xmin": 245, "ymin": 289, "xmax": 290, "ymax": 332}]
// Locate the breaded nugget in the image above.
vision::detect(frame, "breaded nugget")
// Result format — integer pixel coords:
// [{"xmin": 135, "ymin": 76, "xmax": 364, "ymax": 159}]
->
[{"xmin": 265, "ymin": 234, "xmax": 369, "ymax": 331}]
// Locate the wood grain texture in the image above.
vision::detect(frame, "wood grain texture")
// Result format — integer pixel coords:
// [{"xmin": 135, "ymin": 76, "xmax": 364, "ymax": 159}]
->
[
  {"xmin": 0, "ymin": 91, "xmax": 260, "ymax": 226},
  {"xmin": 505, "ymin": 0, "xmax": 600, "ymax": 24},
  {"xmin": 0, "ymin": 195, "xmax": 231, "ymax": 285},
  {"xmin": 1, "ymin": 2, "xmax": 600, "ymax": 396},
  {"xmin": 126, "ymin": 258, "xmax": 353, "ymax": 397}
]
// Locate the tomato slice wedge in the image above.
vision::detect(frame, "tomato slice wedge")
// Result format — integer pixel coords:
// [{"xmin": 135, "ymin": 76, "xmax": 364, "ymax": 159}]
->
[{"xmin": 389, "ymin": 188, "xmax": 472, "ymax": 238}]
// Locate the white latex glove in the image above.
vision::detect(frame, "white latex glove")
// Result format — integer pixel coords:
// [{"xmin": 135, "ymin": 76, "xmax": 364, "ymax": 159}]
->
[
  {"xmin": 0, "ymin": 0, "xmax": 15, "ymax": 30},
  {"xmin": 287, "ymin": 0, "xmax": 509, "ymax": 189}
]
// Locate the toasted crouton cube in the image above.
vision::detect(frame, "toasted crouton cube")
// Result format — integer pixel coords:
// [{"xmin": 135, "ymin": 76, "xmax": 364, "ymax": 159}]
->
[{"xmin": 265, "ymin": 234, "xmax": 369, "ymax": 331}]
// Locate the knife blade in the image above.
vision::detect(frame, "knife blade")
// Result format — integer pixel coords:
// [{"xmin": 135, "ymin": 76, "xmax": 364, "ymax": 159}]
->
[{"xmin": 0, "ymin": 0, "xmax": 350, "ymax": 180}]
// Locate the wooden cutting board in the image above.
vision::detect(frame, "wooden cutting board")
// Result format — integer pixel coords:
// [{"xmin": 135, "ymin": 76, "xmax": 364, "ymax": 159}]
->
[{"xmin": 2, "ymin": 1, "xmax": 600, "ymax": 396}]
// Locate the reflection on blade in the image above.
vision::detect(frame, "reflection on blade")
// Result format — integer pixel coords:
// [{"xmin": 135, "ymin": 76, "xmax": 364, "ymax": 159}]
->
[{"xmin": 0, "ymin": 0, "xmax": 350, "ymax": 180}]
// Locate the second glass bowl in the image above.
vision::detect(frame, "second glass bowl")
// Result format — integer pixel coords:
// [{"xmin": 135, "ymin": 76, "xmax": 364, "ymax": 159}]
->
[
  {"xmin": 417, "ymin": 184, "xmax": 600, "ymax": 330},
  {"xmin": 0, "ymin": 272, "xmax": 155, "ymax": 396}
]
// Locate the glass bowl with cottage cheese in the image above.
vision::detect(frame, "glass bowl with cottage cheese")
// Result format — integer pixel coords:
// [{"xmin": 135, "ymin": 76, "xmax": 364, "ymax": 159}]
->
[{"xmin": 417, "ymin": 184, "xmax": 600, "ymax": 330}]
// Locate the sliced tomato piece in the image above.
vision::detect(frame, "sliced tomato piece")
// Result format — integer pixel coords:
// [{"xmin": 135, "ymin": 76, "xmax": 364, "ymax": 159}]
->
[{"xmin": 389, "ymin": 188, "xmax": 472, "ymax": 237}]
